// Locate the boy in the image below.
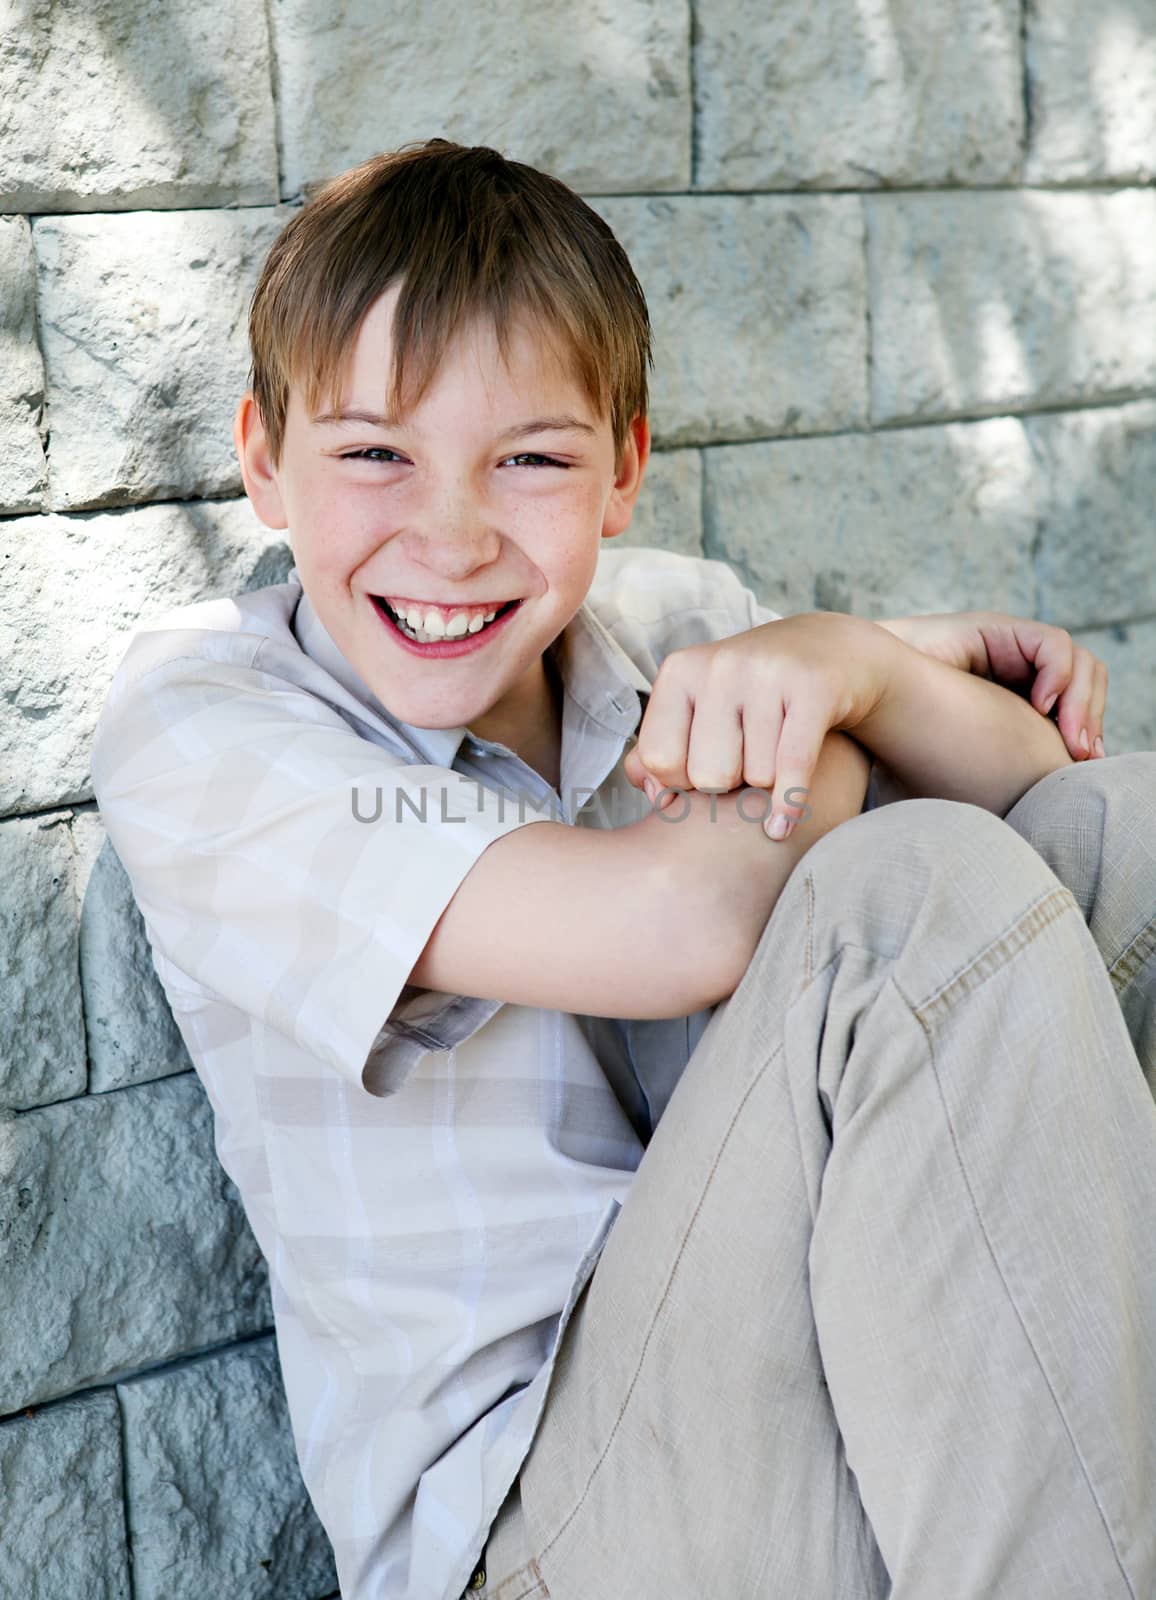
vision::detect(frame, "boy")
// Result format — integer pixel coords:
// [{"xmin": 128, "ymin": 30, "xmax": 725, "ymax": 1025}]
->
[{"xmin": 90, "ymin": 139, "xmax": 1156, "ymax": 1600}]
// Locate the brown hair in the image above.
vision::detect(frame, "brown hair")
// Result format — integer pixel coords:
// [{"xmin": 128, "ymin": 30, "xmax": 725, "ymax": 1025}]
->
[{"xmin": 246, "ymin": 138, "xmax": 654, "ymax": 475}]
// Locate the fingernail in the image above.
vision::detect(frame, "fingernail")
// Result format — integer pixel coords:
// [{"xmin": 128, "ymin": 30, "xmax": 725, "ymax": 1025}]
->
[
  {"xmin": 767, "ymin": 813, "xmax": 791, "ymax": 840},
  {"xmin": 1094, "ymin": 736, "xmax": 1105, "ymax": 758},
  {"xmin": 1042, "ymin": 692, "xmax": 1058, "ymax": 715},
  {"xmin": 643, "ymin": 777, "xmax": 657, "ymax": 803},
  {"xmin": 1079, "ymin": 727, "xmax": 1090, "ymax": 754}
]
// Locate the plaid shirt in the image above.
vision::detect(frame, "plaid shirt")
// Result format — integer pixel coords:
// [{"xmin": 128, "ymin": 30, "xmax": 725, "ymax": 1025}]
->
[{"xmin": 91, "ymin": 542, "xmax": 879, "ymax": 1599}]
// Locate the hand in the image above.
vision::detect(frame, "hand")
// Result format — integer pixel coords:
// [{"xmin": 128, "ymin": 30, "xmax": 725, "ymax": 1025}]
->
[
  {"xmin": 622, "ymin": 612, "xmax": 893, "ymax": 840},
  {"xmin": 875, "ymin": 611, "xmax": 1108, "ymax": 762}
]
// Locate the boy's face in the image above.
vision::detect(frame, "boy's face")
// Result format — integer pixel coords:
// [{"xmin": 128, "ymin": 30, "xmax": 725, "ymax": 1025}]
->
[{"xmin": 235, "ymin": 283, "xmax": 649, "ymax": 769}]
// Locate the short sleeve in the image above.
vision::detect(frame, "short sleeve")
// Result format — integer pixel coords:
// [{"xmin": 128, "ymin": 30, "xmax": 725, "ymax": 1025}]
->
[
  {"xmin": 90, "ymin": 654, "xmax": 554, "ymax": 1096},
  {"xmin": 728, "ymin": 569, "xmax": 783, "ymax": 631},
  {"xmin": 744, "ymin": 593, "xmax": 784, "ymax": 629}
]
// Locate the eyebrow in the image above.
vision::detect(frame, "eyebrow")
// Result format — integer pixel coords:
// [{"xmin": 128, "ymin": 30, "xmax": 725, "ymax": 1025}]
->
[{"xmin": 311, "ymin": 408, "xmax": 598, "ymax": 442}]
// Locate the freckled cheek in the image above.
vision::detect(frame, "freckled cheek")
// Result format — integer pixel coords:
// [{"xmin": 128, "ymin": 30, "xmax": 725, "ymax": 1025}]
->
[
  {"xmin": 308, "ymin": 517, "xmax": 389, "ymax": 586},
  {"xmin": 532, "ymin": 503, "xmax": 600, "ymax": 560}
]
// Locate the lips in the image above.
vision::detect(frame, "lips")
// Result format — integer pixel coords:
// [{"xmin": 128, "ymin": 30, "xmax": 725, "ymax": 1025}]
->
[{"xmin": 369, "ymin": 594, "xmax": 531, "ymax": 658}]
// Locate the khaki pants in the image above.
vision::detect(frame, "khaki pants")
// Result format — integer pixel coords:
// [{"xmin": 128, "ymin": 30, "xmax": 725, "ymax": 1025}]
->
[{"xmin": 475, "ymin": 754, "xmax": 1156, "ymax": 1599}]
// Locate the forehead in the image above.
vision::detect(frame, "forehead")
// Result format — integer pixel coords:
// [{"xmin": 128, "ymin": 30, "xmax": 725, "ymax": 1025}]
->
[
  {"xmin": 299, "ymin": 291, "xmax": 597, "ymax": 428},
  {"xmin": 355, "ymin": 286, "xmax": 576, "ymax": 382}
]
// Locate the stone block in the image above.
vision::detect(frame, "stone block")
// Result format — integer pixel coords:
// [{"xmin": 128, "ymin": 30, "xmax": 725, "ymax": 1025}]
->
[
  {"xmin": 867, "ymin": 191, "xmax": 1156, "ymax": 425},
  {"xmin": 0, "ymin": 1073, "xmax": 271, "ymax": 1414},
  {"xmin": 0, "ymin": 1391, "xmax": 129, "ymax": 1599},
  {"xmin": 1029, "ymin": 400, "xmax": 1156, "ymax": 630},
  {"xmin": 72, "ymin": 807, "xmax": 193, "ymax": 1096},
  {"xmin": 272, "ymin": 0, "xmax": 690, "ymax": 198},
  {"xmin": 0, "ymin": 812, "xmax": 87, "ymax": 1110},
  {"xmin": 694, "ymin": 0, "xmax": 1023, "ymax": 188},
  {"xmin": 702, "ymin": 415, "xmax": 1039, "ymax": 621},
  {"xmin": 1024, "ymin": 0, "xmax": 1156, "ymax": 183},
  {"xmin": 33, "ymin": 206, "xmax": 293, "ymax": 510},
  {"xmin": 118, "ymin": 1337, "xmax": 338, "ymax": 1600},
  {"xmin": 589, "ymin": 194, "xmax": 867, "ymax": 446},
  {"xmin": 0, "ymin": 215, "xmax": 46, "ymax": 514},
  {"xmin": 0, "ymin": 0, "xmax": 278, "ymax": 212},
  {"xmin": 0, "ymin": 499, "xmax": 290, "ymax": 816}
]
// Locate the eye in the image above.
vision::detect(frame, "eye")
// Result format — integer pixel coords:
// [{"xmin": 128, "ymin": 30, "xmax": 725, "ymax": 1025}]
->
[
  {"xmin": 341, "ymin": 448, "xmax": 403, "ymax": 463},
  {"xmin": 339, "ymin": 449, "xmax": 569, "ymax": 469},
  {"xmin": 503, "ymin": 453, "xmax": 569, "ymax": 470}
]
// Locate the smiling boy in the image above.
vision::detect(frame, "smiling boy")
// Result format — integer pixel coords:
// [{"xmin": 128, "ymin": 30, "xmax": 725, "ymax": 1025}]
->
[
  {"xmin": 235, "ymin": 282, "xmax": 629, "ymax": 797},
  {"xmin": 90, "ymin": 140, "xmax": 1156, "ymax": 1600}
]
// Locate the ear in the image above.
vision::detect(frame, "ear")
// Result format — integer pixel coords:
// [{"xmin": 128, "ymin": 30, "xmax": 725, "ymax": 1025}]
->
[
  {"xmin": 234, "ymin": 391, "xmax": 289, "ymax": 531},
  {"xmin": 602, "ymin": 413, "xmax": 650, "ymax": 540}
]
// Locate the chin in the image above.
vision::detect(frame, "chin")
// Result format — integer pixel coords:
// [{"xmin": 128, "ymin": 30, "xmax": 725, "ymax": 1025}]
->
[{"xmin": 382, "ymin": 693, "xmax": 489, "ymax": 730}]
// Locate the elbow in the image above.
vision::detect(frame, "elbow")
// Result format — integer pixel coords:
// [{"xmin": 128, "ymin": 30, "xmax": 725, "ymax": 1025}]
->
[{"xmin": 648, "ymin": 865, "xmax": 750, "ymax": 1017}]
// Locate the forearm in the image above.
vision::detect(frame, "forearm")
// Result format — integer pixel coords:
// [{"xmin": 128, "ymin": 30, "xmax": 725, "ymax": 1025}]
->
[
  {"xmin": 642, "ymin": 729, "xmax": 872, "ymax": 1000},
  {"xmin": 854, "ymin": 629, "xmax": 1075, "ymax": 816}
]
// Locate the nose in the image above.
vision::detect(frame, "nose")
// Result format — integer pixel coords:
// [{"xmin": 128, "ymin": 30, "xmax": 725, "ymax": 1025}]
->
[{"xmin": 397, "ymin": 499, "xmax": 504, "ymax": 583}]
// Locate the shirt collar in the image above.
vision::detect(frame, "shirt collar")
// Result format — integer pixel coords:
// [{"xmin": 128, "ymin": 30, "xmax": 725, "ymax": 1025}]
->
[{"xmin": 289, "ymin": 568, "xmax": 653, "ymax": 767}]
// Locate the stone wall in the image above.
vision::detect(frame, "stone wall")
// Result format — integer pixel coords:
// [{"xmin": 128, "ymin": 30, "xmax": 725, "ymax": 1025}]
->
[{"xmin": 2, "ymin": 1, "xmax": 1153, "ymax": 1594}]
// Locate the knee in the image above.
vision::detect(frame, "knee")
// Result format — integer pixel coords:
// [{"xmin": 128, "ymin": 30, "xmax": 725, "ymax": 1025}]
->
[
  {"xmin": 1006, "ymin": 751, "xmax": 1156, "ymax": 849},
  {"xmin": 799, "ymin": 796, "xmax": 1062, "ymax": 952},
  {"xmin": 748, "ymin": 796, "xmax": 1074, "ymax": 998},
  {"xmin": 807, "ymin": 795, "xmax": 1029, "ymax": 878},
  {"xmin": 1003, "ymin": 751, "xmax": 1156, "ymax": 916}
]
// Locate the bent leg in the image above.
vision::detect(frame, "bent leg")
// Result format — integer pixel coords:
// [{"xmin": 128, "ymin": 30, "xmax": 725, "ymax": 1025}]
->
[
  {"xmin": 499, "ymin": 798, "xmax": 1156, "ymax": 1599},
  {"xmin": 1004, "ymin": 750, "xmax": 1156, "ymax": 1098}
]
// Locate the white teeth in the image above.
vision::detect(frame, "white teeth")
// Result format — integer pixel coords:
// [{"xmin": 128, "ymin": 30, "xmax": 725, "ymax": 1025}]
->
[
  {"xmin": 386, "ymin": 600, "xmax": 503, "ymax": 642},
  {"xmin": 386, "ymin": 599, "xmax": 509, "ymax": 644}
]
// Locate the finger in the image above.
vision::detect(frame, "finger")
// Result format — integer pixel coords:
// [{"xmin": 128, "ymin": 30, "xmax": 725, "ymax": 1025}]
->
[
  {"xmin": 622, "ymin": 742, "xmax": 648, "ymax": 790},
  {"xmin": 624, "ymin": 743, "xmax": 681, "ymax": 809},
  {"xmin": 635, "ymin": 668, "xmax": 695, "ymax": 794},
  {"xmin": 765, "ymin": 696, "xmax": 827, "ymax": 841},
  {"xmin": 974, "ymin": 614, "xmax": 1037, "ymax": 687},
  {"xmin": 1054, "ymin": 644, "xmax": 1098, "ymax": 759},
  {"xmin": 685, "ymin": 689, "xmax": 745, "ymax": 793},
  {"xmin": 1089, "ymin": 656, "xmax": 1109, "ymax": 756},
  {"xmin": 737, "ymin": 696, "xmax": 786, "ymax": 793},
  {"xmin": 1025, "ymin": 628, "xmax": 1075, "ymax": 717}
]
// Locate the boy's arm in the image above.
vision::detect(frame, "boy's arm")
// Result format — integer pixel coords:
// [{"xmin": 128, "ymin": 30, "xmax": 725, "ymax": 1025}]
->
[
  {"xmin": 872, "ymin": 609, "xmax": 1108, "ymax": 770},
  {"xmin": 851, "ymin": 634, "xmax": 1075, "ymax": 818},
  {"xmin": 408, "ymin": 728, "xmax": 872, "ymax": 1017}
]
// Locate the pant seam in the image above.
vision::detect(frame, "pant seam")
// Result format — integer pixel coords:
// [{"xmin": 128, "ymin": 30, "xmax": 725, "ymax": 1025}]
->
[
  {"xmin": 909, "ymin": 883, "xmax": 1077, "ymax": 1031},
  {"xmin": 805, "ymin": 869, "xmax": 815, "ymax": 983},
  {"xmin": 533, "ymin": 1049, "xmax": 776, "ymax": 1566},
  {"xmin": 487, "ymin": 1554, "xmax": 549, "ymax": 1599},
  {"xmin": 893, "ymin": 939, "xmax": 1139, "ymax": 1597},
  {"xmin": 1109, "ymin": 914, "xmax": 1156, "ymax": 998},
  {"xmin": 495, "ymin": 1567, "xmax": 547, "ymax": 1600}
]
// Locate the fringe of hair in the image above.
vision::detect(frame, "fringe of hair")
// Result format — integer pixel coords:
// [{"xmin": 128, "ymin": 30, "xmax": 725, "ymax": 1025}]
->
[{"xmin": 246, "ymin": 138, "xmax": 654, "ymax": 474}]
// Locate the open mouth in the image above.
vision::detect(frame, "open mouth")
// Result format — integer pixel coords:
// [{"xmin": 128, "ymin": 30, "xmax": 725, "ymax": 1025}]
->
[{"xmin": 372, "ymin": 595, "xmax": 522, "ymax": 644}]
